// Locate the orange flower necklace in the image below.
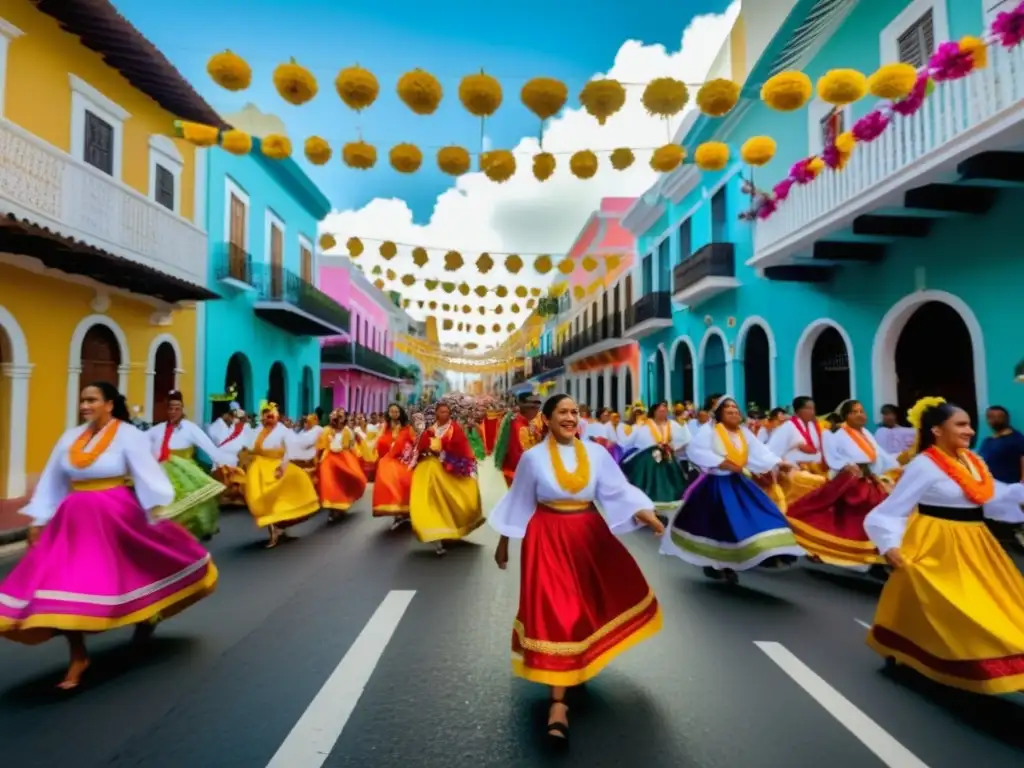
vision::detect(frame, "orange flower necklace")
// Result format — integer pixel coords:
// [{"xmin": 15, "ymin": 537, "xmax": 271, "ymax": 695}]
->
[
  {"xmin": 548, "ymin": 436, "xmax": 590, "ymax": 494},
  {"xmin": 924, "ymin": 446, "xmax": 995, "ymax": 505},
  {"xmin": 842, "ymin": 425, "xmax": 877, "ymax": 463},
  {"xmin": 69, "ymin": 419, "xmax": 120, "ymax": 469}
]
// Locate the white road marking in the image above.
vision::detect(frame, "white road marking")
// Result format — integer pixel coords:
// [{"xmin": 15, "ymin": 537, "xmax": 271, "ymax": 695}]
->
[
  {"xmin": 755, "ymin": 642, "xmax": 930, "ymax": 768},
  {"xmin": 855, "ymin": 618, "xmax": 872, "ymax": 630},
  {"xmin": 266, "ymin": 590, "xmax": 416, "ymax": 768}
]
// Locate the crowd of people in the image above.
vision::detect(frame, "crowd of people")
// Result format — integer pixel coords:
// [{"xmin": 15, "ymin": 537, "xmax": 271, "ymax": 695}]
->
[{"xmin": 1, "ymin": 380, "xmax": 1023, "ymax": 746}]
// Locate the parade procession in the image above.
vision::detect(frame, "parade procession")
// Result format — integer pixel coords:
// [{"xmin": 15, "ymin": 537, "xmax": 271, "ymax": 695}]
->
[{"xmin": 2, "ymin": 0, "xmax": 1024, "ymax": 765}]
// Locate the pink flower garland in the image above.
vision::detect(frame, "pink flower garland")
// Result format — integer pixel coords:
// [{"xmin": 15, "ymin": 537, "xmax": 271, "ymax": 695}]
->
[{"xmin": 748, "ymin": 0, "xmax": 1024, "ymax": 222}]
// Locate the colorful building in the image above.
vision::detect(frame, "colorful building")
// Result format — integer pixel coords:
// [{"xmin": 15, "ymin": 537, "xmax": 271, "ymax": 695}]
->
[
  {"xmin": 624, "ymin": 0, "xmax": 1023, "ymax": 428},
  {"xmin": 0, "ymin": 0, "xmax": 222, "ymax": 530},
  {"xmin": 201, "ymin": 106, "xmax": 342, "ymax": 422}
]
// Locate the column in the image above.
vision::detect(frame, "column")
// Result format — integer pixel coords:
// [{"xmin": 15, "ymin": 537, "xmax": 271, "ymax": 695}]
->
[
  {"xmin": 144, "ymin": 368, "xmax": 156, "ymax": 421},
  {"xmin": 602, "ymin": 367, "xmax": 612, "ymax": 410},
  {"xmin": 2, "ymin": 362, "xmax": 32, "ymax": 497},
  {"xmin": 65, "ymin": 365, "xmax": 82, "ymax": 429}
]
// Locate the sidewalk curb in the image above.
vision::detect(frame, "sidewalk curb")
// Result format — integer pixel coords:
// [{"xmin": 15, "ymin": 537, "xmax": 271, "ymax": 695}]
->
[{"xmin": 0, "ymin": 526, "xmax": 28, "ymax": 546}]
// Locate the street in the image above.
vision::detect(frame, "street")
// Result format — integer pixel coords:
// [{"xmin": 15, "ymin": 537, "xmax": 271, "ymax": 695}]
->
[{"xmin": 1, "ymin": 464, "xmax": 1022, "ymax": 768}]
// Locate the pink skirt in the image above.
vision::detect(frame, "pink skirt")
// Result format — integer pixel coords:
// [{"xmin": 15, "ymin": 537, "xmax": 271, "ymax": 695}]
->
[{"xmin": 0, "ymin": 486, "xmax": 218, "ymax": 645}]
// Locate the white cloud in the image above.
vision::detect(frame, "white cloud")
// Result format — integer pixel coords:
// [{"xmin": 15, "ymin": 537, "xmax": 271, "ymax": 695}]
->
[{"xmin": 322, "ymin": 2, "xmax": 740, "ymax": 348}]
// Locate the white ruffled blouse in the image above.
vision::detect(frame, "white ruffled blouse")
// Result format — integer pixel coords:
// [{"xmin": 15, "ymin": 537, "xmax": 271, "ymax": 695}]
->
[
  {"xmin": 149, "ymin": 418, "xmax": 238, "ymax": 467},
  {"xmin": 823, "ymin": 427, "xmax": 898, "ymax": 477},
  {"xmin": 622, "ymin": 420, "xmax": 691, "ymax": 461},
  {"xmin": 686, "ymin": 424, "xmax": 782, "ymax": 476}
]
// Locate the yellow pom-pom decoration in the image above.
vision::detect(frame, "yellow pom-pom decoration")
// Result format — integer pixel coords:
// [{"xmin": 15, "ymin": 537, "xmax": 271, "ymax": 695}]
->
[
  {"xmin": 511, "ymin": 304, "xmax": 521, "ymax": 313},
  {"xmin": 835, "ymin": 131, "xmax": 856, "ymax": 155},
  {"xmin": 179, "ymin": 122, "xmax": 219, "ymax": 147},
  {"xmin": 261, "ymin": 134, "xmax": 292, "ymax": 160},
  {"xmin": 504, "ymin": 255, "xmax": 523, "ymax": 274},
  {"xmin": 557, "ymin": 258, "xmax": 575, "ymax": 275},
  {"xmin": 495, "ymin": 286, "xmax": 509, "ymax": 298},
  {"xmin": 342, "ymin": 141, "xmax": 377, "ymax": 170},
  {"xmin": 476, "ymin": 253, "xmax": 494, "ymax": 273},
  {"xmin": 534, "ymin": 254, "xmax": 552, "ymax": 274},
  {"xmin": 867, "ymin": 63, "xmax": 918, "ymax": 100},
  {"xmin": 335, "ymin": 65, "xmax": 379, "ymax": 111},
  {"xmin": 740, "ymin": 136, "xmax": 776, "ymax": 167},
  {"xmin": 573, "ymin": 285, "xmax": 585, "ymax": 300},
  {"xmin": 696, "ymin": 78, "xmax": 740, "ymax": 117},
  {"xmin": 569, "ymin": 150, "xmax": 599, "ymax": 179},
  {"xmin": 494, "ymin": 305, "xmax": 504, "ymax": 315},
  {"xmin": 694, "ymin": 141, "xmax": 730, "ymax": 171},
  {"xmin": 761, "ymin": 71, "xmax": 813, "ymax": 112},
  {"xmin": 397, "ymin": 69, "xmax": 443, "ymax": 115},
  {"xmin": 207, "ymin": 50, "xmax": 252, "ymax": 92},
  {"xmin": 401, "ymin": 274, "xmax": 416, "ymax": 287},
  {"xmin": 379, "ymin": 241, "xmax": 398, "ymax": 260},
  {"xmin": 641, "ymin": 77, "xmax": 689, "ymax": 118},
  {"xmin": 520, "ymin": 77, "xmax": 568, "ymax": 120},
  {"xmin": 817, "ymin": 69, "xmax": 867, "ymax": 106},
  {"xmin": 385, "ymin": 268, "xmax": 397, "ymax": 281},
  {"xmin": 532, "ymin": 152, "xmax": 556, "ymax": 181},
  {"xmin": 474, "ymin": 285, "xmax": 488, "ymax": 297},
  {"xmin": 444, "ymin": 251, "xmax": 463, "ymax": 271},
  {"xmin": 319, "ymin": 234, "xmax": 336, "ymax": 251},
  {"xmin": 346, "ymin": 237, "xmax": 363, "ymax": 258},
  {"xmin": 389, "ymin": 143, "xmax": 423, "ymax": 174},
  {"xmin": 273, "ymin": 58, "xmax": 318, "ymax": 106},
  {"xmin": 412, "ymin": 247, "xmax": 429, "ymax": 267},
  {"xmin": 907, "ymin": 396, "xmax": 946, "ymax": 430},
  {"xmin": 220, "ymin": 129, "xmax": 252, "ymax": 155},
  {"xmin": 441, "ymin": 282, "xmax": 455, "ymax": 293},
  {"xmin": 476, "ymin": 325, "xmax": 485, "ymax": 335},
  {"xmin": 506, "ymin": 322, "xmax": 516, "ymax": 332},
  {"xmin": 960, "ymin": 36, "xmax": 988, "ymax": 69},
  {"xmin": 581, "ymin": 256, "xmax": 598, "ymax": 272},
  {"xmin": 374, "ymin": 278, "xmax": 385, "ymax": 290},
  {"xmin": 579, "ymin": 79, "xmax": 626, "ymax": 125},
  {"xmin": 371, "ymin": 265, "xmax": 383, "ymax": 275},
  {"xmin": 610, "ymin": 148, "xmax": 635, "ymax": 170},
  {"xmin": 437, "ymin": 146, "xmax": 471, "ymax": 176},
  {"xmin": 459, "ymin": 283, "xmax": 471, "ymax": 296},
  {"xmin": 515, "ymin": 286, "xmax": 528, "ymax": 298},
  {"xmin": 304, "ymin": 136, "xmax": 332, "ymax": 165},
  {"xmin": 442, "ymin": 318, "xmax": 453, "ymax": 330},
  {"xmin": 807, "ymin": 157, "xmax": 825, "ymax": 175},
  {"xmin": 481, "ymin": 150, "xmax": 516, "ymax": 183},
  {"xmin": 459, "ymin": 70, "xmax": 503, "ymax": 117},
  {"xmin": 425, "ymin": 279, "xmax": 439, "ymax": 290},
  {"xmin": 492, "ymin": 323, "xmax": 502, "ymax": 333},
  {"xmin": 650, "ymin": 144, "xmax": 685, "ymax": 173}
]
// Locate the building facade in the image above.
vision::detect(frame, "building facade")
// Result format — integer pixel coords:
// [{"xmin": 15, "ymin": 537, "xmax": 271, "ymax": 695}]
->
[
  {"xmin": 202, "ymin": 107, "xmax": 345, "ymax": 423},
  {"xmin": 0, "ymin": 0, "xmax": 222, "ymax": 530},
  {"xmin": 624, "ymin": 0, "xmax": 1023, "ymax": 429}
]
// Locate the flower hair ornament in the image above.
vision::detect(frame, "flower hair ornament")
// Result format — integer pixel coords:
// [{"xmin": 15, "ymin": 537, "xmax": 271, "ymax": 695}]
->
[
  {"xmin": 259, "ymin": 400, "xmax": 279, "ymax": 416},
  {"xmin": 907, "ymin": 396, "xmax": 946, "ymax": 430}
]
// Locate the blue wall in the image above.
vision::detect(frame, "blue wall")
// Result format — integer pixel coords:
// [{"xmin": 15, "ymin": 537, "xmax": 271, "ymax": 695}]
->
[{"xmin": 203, "ymin": 147, "xmax": 330, "ymax": 421}]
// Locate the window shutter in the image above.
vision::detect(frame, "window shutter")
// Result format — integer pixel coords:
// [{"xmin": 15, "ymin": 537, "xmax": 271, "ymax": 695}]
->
[
  {"xmin": 84, "ymin": 111, "xmax": 114, "ymax": 175},
  {"xmin": 155, "ymin": 165, "xmax": 175, "ymax": 210},
  {"xmin": 896, "ymin": 9, "xmax": 934, "ymax": 68}
]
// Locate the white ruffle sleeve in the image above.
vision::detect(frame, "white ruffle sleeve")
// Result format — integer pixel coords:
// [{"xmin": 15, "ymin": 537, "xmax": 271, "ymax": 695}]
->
[
  {"xmin": 20, "ymin": 431, "xmax": 75, "ymax": 525},
  {"xmin": 183, "ymin": 420, "xmax": 239, "ymax": 467},
  {"xmin": 684, "ymin": 422, "xmax": 724, "ymax": 471},
  {"xmin": 984, "ymin": 480, "xmax": 1024, "ymax": 524},
  {"xmin": 743, "ymin": 427, "xmax": 783, "ymax": 474},
  {"xmin": 863, "ymin": 456, "xmax": 932, "ymax": 553},
  {"xmin": 670, "ymin": 421, "xmax": 692, "ymax": 450},
  {"xmin": 487, "ymin": 450, "xmax": 539, "ymax": 539},
  {"xmin": 593, "ymin": 447, "xmax": 650, "ymax": 534}
]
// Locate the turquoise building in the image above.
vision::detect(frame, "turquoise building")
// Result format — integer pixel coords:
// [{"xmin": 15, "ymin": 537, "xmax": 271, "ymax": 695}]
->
[
  {"xmin": 623, "ymin": 0, "xmax": 1023, "ymax": 429},
  {"xmin": 198, "ymin": 117, "xmax": 347, "ymax": 421}
]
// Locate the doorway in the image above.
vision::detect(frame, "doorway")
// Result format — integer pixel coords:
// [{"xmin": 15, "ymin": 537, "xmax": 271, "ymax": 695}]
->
[
  {"xmin": 672, "ymin": 341, "xmax": 695, "ymax": 405},
  {"xmin": 151, "ymin": 342, "xmax": 177, "ymax": 423},
  {"xmin": 81, "ymin": 325, "xmax": 120, "ymax": 388},
  {"xmin": 702, "ymin": 334, "xmax": 727, "ymax": 401},
  {"xmin": 810, "ymin": 327, "xmax": 851, "ymax": 414},
  {"xmin": 743, "ymin": 325, "xmax": 771, "ymax": 412},
  {"xmin": 269, "ymin": 361, "xmax": 287, "ymax": 415},
  {"xmin": 224, "ymin": 352, "xmax": 252, "ymax": 414}
]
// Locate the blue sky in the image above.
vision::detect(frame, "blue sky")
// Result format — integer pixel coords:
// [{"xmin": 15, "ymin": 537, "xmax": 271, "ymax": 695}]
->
[{"xmin": 115, "ymin": 0, "xmax": 732, "ymax": 222}]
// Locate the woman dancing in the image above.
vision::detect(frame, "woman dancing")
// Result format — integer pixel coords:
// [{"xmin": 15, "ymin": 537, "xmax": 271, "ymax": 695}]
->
[
  {"xmin": 318, "ymin": 411, "xmax": 368, "ymax": 520},
  {"xmin": 765, "ymin": 396, "xmax": 828, "ymax": 506},
  {"xmin": 864, "ymin": 398, "xmax": 1024, "ymax": 694},
  {"xmin": 372, "ymin": 403, "xmax": 417, "ymax": 529},
  {"xmin": 491, "ymin": 394, "xmax": 664, "ymax": 744},
  {"xmin": 661, "ymin": 396, "xmax": 802, "ymax": 584},
  {"xmin": 620, "ymin": 401, "xmax": 692, "ymax": 514},
  {"xmin": 0, "ymin": 382, "xmax": 218, "ymax": 689},
  {"xmin": 410, "ymin": 401, "xmax": 485, "ymax": 555}
]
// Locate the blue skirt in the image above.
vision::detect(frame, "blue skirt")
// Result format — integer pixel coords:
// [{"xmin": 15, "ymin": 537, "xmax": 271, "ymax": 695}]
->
[{"xmin": 659, "ymin": 473, "xmax": 804, "ymax": 570}]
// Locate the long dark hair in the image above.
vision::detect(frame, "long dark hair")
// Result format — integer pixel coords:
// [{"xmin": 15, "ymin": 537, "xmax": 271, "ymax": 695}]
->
[
  {"xmin": 84, "ymin": 381, "xmax": 131, "ymax": 422},
  {"xmin": 917, "ymin": 401, "xmax": 960, "ymax": 452},
  {"xmin": 647, "ymin": 400, "xmax": 669, "ymax": 419},
  {"xmin": 542, "ymin": 393, "xmax": 572, "ymax": 420},
  {"xmin": 837, "ymin": 399, "xmax": 861, "ymax": 424},
  {"xmin": 386, "ymin": 402, "xmax": 409, "ymax": 427}
]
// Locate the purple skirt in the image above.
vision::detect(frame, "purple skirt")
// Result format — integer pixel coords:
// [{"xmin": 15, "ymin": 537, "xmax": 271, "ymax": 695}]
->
[{"xmin": 0, "ymin": 486, "xmax": 218, "ymax": 645}]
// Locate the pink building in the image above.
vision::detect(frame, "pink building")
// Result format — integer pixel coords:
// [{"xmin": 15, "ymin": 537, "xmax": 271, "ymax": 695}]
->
[{"xmin": 318, "ymin": 257, "xmax": 409, "ymax": 414}]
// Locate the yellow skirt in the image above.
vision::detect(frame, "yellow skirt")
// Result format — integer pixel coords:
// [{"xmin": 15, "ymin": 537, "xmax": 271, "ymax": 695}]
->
[
  {"xmin": 866, "ymin": 513, "xmax": 1024, "ymax": 695},
  {"xmin": 244, "ymin": 455, "xmax": 321, "ymax": 529},
  {"xmin": 779, "ymin": 469, "xmax": 828, "ymax": 506},
  {"xmin": 409, "ymin": 457, "xmax": 485, "ymax": 543}
]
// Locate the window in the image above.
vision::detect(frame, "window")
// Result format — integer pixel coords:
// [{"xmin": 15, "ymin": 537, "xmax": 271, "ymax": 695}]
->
[
  {"xmin": 299, "ymin": 237, "xmax": 314, "ymax": 283},
  {"xmin": 641, "ymin": 253, "xmax": 653, "ymax": 295},
  {"xmin": 69, "ymin": 74, "xmax": 130, "ymax": 179},
  {"xmin": 224, "ymin": 178, "xmax": 250, "ymax": 283},
  {"xmin": 84, "ymin": 112, "xmax": 114, "ymax": 175},
  {"xmin": 818, "ymin": 108, "xmax": 846, "ymax": 153},
  {"xmin": 677, "ymin": 218, "xmax": 692, "ymax": 264},
  {"xmin": 154, "ymin": 165, "xmax": 175, "ymax": 210},
  {"xmin": 657, "ymin": 236, "xmax": 671, "ymax": 292},
  {"xmin": 896, "ymin": 9, "xmax": 935, "ymax": 67},
  {"xmin": 880, "ymin": 1, "xmax": 949, "ymax": 73},
  {"xmin": 148, "ymin": 135, "xmax": 183, "ymax": 213},
  {"xmin": 0, "ymin": 18, "xmax": 25, "ymax": 118},
  {"xmin": 265, "ymin": 210, "xmax": 285, "ymax": 299},
  {"xmin": 711, "ymin": 188, "xmax": 727, "ymax": 243}
]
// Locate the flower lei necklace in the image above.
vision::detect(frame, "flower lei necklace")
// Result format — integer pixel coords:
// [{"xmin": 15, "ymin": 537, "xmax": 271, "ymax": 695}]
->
[
  {"xmin": 70, "ymin": 419, "xmax": 120, "ymax": 469},
  {"xmin": 548, "ymin": 436, "xmax": 590, "ymax": 494},
  {"xmin": 924, "ymin": 447, "xmax": 995, "ymax": 505},
  {"xmin": 842, "ymin": 425, "xmax": 877, "ymax": 463},
  {"xmin": 714, "ymin": 423, "xmax": 748, "ymax": 468},
  {"xmin": 647, "ymin": 420, "xmax": 671, "ymax": 445}
]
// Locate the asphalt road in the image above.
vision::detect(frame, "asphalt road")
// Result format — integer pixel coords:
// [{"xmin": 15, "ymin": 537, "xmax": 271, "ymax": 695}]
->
[{"xmin": 1, "ymin": 463, "xmax": 1022, "ymax": 768}]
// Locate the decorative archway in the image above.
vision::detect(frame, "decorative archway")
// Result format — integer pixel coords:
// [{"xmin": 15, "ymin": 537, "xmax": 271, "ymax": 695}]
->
[
  {"xmin": 872, "ymin": 290, "xmax": 985, "ymax": 423},
  {"xmin": 224, "ymin": 352, "xmax": 253, "ymax": 415},
  {"xmin": 794, "ymin": 319, "xmax": 855, "ymax": 415},
  {"xmin": 698, "ymin": 326, "xmax": 733, "ymax": 403},
  {"xmin": 0, "ymin": 304, "xmax": 31, "ymax": 497},
  {"xmin": 669, "ymin": 336, "xmax": 696, "ymax": 405},
  {"xmin": 736, "ymin": 317, "xmax": 775, "ymax": 411},
  {"xmin": 146, "ymin": 333, "xmax": 183, "ymax": 422},
  {"xmin": 67, "ymin": 315, "xmax": 130, "ymax": 428},
  {"xmin": 268, "ymin": 361, "xmax": 287, "ymax": 414}
]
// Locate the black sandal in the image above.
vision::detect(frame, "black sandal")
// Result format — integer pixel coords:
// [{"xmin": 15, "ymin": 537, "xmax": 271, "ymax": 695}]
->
[{"xmin": 546, "ymin": 699, "xmax": 569, "ymax": 745}]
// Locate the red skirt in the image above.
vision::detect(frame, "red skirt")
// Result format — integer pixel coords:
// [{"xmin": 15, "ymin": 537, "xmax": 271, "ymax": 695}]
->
[
  {"xmin": 786, "ymin": 473, "xmax": 887, "ymax": 565},
  {"xmin": 512, "ymin": 504, "xmax": 661, "ymax": 686}
]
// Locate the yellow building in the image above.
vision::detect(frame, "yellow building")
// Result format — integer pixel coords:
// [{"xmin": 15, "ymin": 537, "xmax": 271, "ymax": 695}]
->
[{"xmin": 0, "ymin": 0, "xmax": 223, "ymax": 519}]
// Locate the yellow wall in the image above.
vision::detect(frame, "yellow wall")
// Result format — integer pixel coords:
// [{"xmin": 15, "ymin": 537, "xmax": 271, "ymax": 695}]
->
[{"xmin": 2, "ymin": 0, "xmax": 197, "ymax": 222}]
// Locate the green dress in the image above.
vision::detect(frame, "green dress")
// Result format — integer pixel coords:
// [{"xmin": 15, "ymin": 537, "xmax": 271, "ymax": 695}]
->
[
  {"xmin": 157, "ymin": 452, "xmax": 224, "ymax": 540},
  {"xmin": 466, "ymin": 425, "xmax": 486, "ymax": 461}
]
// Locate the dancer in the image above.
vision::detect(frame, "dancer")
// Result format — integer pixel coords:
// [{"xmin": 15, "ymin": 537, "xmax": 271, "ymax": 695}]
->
[
  {"xmin": 244, "ymin": 401, "xmax": 321, "ymax": 548},
  {"xmin": 149, "ymin": 391, "xmax": 237, "ymax": 540},
  {"xmin": 864, "ymin": 398, "xmax": 1024, "ymax": 694},
  {"xmin": 372, "ymin": 403, "xmax": 417, "ymax": 528},
  {"xmin": 583, "ymin": 408, "xmax": 617, "ymax": 455},
  {"xmin": 290, "ymin": 415, "xmax": 324, "ymax": 492},
  {"xmin": 620, "ymin": 401, "xmax": 692, "ymax": 514},
  {"xmin": 875, "ymin": 404, "xmax": 916, "ymax": 463},
  {"xmin": 766, "ymin": 396, "xmax": 829, "ymax": 505},
  {"xmin": 495, "ymin": 394, "xmax": 543, "ymax": 487},
  {"xmin": 661, "ymin": 396, "xmax": 803, "ymax": 583},
  {"xmin": 208, "ymin": 406, "xmax": 250, "ymax": 506},
  {"xmin": 0, "ymin": 382, "xmax": 217, "ymax": 689},
  {"xmin": 482, "ymin": 404, "xmax": 503, "ymax": 455},
  {"xmin": 318, "ymin": 412, "xmax": 367, "ymax": 520},
  {"xmin": 465, "ymin": 413, "xmax": 487, "ymax": 461},
  {"xmin": 410, "ymin": 401, "xmax": 485, "ymax": 555},
  {"xmin": 353, "ymin": 414, "xmax": 380, "ymax": 482},
  {"xmin": 786, "ymin": 399, "xmax": 897, "ymax": 568},
  {"xmin": 491, "ymin": 394, "xmax": 664, "ymax": 743}
]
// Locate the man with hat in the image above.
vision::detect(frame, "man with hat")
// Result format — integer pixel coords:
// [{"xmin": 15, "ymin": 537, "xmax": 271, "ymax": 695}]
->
[{"xmin": 494, "ymin": 393, "xmax": 543, "ymax": 487}]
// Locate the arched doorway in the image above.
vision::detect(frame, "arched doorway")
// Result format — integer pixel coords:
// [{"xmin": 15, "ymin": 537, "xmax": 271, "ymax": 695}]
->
[
  {"xmin": 702, "ymin": 334, "xmax": 727, "ymax": 401},
  {"xmin": 0, "ymin": 308, "xmax": 30, "ymax": 499},
  {"xmin": 743, "ymin": 325, "xmax": 771, "ymax": 412},
  {"xmin": 585, "ymin": 375, "xmax": 592, "ymax": 406},
  {"xmin": 672, "ymin": 340, "xmax": 695, "ymax": 404},
  {"xmin": 596, "ymin": 371, "xmax": 605, "ymax": 409},
  {"xmin": 610, "ymin": 370, "xmax": 619, "ymax": 413},
  {"xmin": 81, "ymin": 325, "xmax": 121, "ymax": 388},
  {"xmin": 654, "ymin": 350, "xmax": 666, "ymax": 404},
  {"xmin": 151, "ymin": 342, "xmax": 177, "ymax": 423},
  {"xmin": 625, "ymin": 367, "xmax": 634, "ymax": 406},
  {"xmin": 895, "ymin": 302, "xmax": 977, "ymax": 426},
  {"xmin": 269, "ymin": 361, "xmax": 287, "ymax": 414},
  {"xmin": 224, "ymin": 352, "xmax": 252, "ymax": 413},
  {"xmin": 0, "ymin": 326, "xmax": 9, "ymax": 497},
  {"xmin": 811, "ymin": 327, "xmax": 851, "ymax": 414},
  {"xmin": 301, "ymin": 366, "xmax": 314, "ymax": 415}
]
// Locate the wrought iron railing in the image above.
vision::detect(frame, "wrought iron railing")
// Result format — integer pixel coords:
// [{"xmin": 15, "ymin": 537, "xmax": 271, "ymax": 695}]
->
[
  {"xmin": 673, "ymin": 242, "xmax": 735, "ymax": 294},
  {"xmin": 625, "ymin": 291, "xmax": 672, "ymax": 328},
  {"xmin": 251, "ymin": 261, "xmax": 350, "ymax": 332}
]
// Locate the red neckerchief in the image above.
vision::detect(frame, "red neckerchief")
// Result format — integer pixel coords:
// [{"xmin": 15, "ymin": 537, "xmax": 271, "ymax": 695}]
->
[
  {"xmin": 218, "ymin": 421, "xmax": 244, "ymax": 447},
  {"xmin": 158, "ymin": 421, "xmax": 177, "ymax": 462},
  {"xmin": 791, "ymin": 418, "xmax": 821, "ymax": 451}
]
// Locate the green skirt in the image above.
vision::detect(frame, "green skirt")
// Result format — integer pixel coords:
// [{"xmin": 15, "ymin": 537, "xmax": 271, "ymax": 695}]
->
[
  {"xmin": 155, "ymin": 455, "xmax": 224, "ymax": 540},
  {"xmin": 622, "ymin": 446, "xmax": 690, "ymax": 511},
  {"xmin": 467, "ymin": 428, "xmax": 486, "ymax": 461}
]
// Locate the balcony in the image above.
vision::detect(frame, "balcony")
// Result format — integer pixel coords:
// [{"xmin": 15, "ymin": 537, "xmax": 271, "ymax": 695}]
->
[
  {"xmin": 250, "ymin": 261, "xmax": 350, "ymax": 336},
  {"xmin": 321, "ymin": 342, "xmax": 405, "ymax": 380},
  {"xmin": 214, "ymin": 242, "xmax": 255, "ymax": 292},
  {"xmin": 753, "ymin": 42, "xmax": 1024, "ymax": 271},
  {"xmin": 624, "ymin": 291, "xmax": 672, "ymax": 340},
  {"xmin": 0, "ymin": 117, "xmax": 214, "ymax": 302},
  {"xmin": 672, "ymin": 242, "xmax": 739, "ymax": 307},
  {"xmin": 563, "ymin": 312, "xmax": 625, "ymax": 360}
]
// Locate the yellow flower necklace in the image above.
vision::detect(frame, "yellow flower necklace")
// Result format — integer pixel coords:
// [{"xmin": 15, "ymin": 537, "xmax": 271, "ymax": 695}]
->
[
  {"xmin": 714, "ymin": 423, "xmax": 749, "ymax": 468},
  {"xmin": 647, "ymin": 420, "xmax": 671, "ymax": 445},
  {"xmin": 547, "ymin": 435, "xmax": 590, "ymax": 494}
]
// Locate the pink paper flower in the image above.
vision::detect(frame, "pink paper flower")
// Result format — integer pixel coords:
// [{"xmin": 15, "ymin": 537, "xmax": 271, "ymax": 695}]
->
[
  {"xmin": 790, "ymin": 158, "xmax": 816, "ymax": 184},
  {"xmin": 756, "ymin": 197, "xmax": 777, "ymax": 220},
  {"xmin": 992, "ymin": 2, "xmax": 1024, "ymax": 48},
  {"xmin": 852, "ymin": 109, "xmax": 890, "ymax": 141},
  {"xmin": 773, "ymin": 178, "xmax": 794, "ymax": 201},
  {"xmin": 929, "ymin": 40, "xmax": 975, "ymax": 81}
]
